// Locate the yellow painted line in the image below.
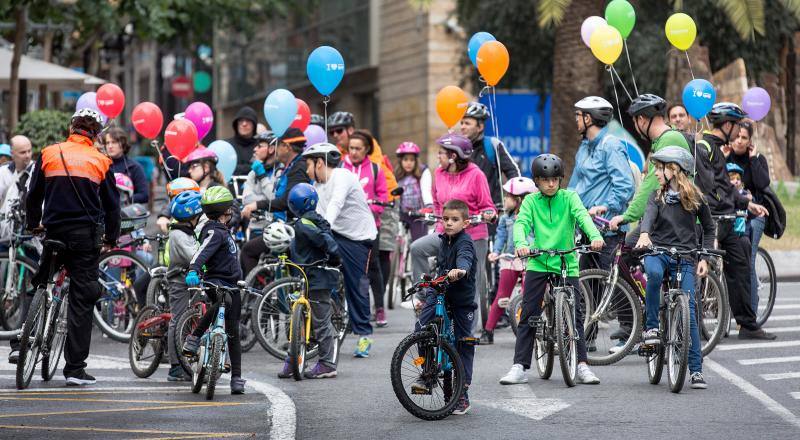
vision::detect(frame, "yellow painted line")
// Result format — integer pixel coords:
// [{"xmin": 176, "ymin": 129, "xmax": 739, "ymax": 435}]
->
[
  {"xmin": 0, "ymin": 396, "xmax": 257, "ymax": 405},
  {"xmin": 0, "ymin": 403, "xmax": 254, "ymax": 419},
  {"xmin": 0, "ymin": 389, "xmax": 187, "ymax": 395},
  {"xmin": 0, "ymin": 423, "xmax": 253, "ymax": 437}
]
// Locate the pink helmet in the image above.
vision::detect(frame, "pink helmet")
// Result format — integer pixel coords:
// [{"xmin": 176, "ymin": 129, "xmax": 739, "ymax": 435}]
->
[
  {"xmin": 503, "ymin": 177, "xmax": 537, "ymax": 196},
  {"xmin": 114, "ymin": 172, "xmax": 135, "ymax": 196},
  {"xmin": 182, "ymin": 146, "xmax": 218, "ymax": 164},
  {"xmin": 396, "ymin": 142, "xmax": 420, "ymax": 156}
]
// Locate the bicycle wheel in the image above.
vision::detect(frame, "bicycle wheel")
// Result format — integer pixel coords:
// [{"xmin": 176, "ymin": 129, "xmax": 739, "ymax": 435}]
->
[
  {"xmin": 579, "ymin": 269, "xmax": 643, "ymax": 365},
  {"xmin": 145, "ymin": 272, "xmax": 168, "ymax": 307},
  {"xmin": 555, "ymin": 289, "xmax": 577, "ymax": 387},
  {"xmin": 386, "ymin": 247, "xmax": 399, "ymax": 310},
  {"xmin": 191, "ymin": 343, "xmax": 206, "ymax": 394},
  {"xmin": 331, "ymin": 283, "xmax": 350, "ymax": 350},
  {"xmin": 128, "ymin": 305, "xmax": 166, "ymax": 378},
  {"xmin": 479, "ymin": 261, "xmax": 490, "ymax": 328},
  {"xmin": 509, "ymin": 294, "xmax": 523, "ymax": 336},
  {"xmin": 754, "ymin": 247, "xmax": 777, "ymax": 327},
  {"xmin": 94, "ymin": 250, "xmax": 149, "ymax": 342},
  {"xmin": 177, "ymin": 304, "xmax": 204, "ymax": 375},
  {"xmin": 389, "ymin": 331, "xmax": 466, "ymax": 421},
  {"xmin": 534, "ymin": 304, "xmax": 555, "ymax": 380},
  {"xmin": 239, "ymin": 293, "xmax": 258, "ymax": 353},
  {"xmin": 253, "ymin": 277, "xmax": 319, "ymax": 360},
  {"xmin": 647, "ymin": 307, "xmax": 666, "ymax": 385},
  {"xmin": 667, "ymin": 293, "xmax": 690, "ymax": 393},
  {"xmin": 205, "ymin": 333, "xmax": 224, "ymax": 400},
  {"xmin": 16, "ymin": 289, "xmax": 46, "ymax": 390},
  {"xmin": 0, "ymin": 253, "xmax": 39, "ymax": 333},
  {"xmin": 697, "ymin": 273, "xmax": 728, "ymax": 357},
  {"xmin": 42, "ymin": 294, "xmax": 68, "ymax": 381},
  {"xmin": 288, "ymin": 304, "xmax": 308, "ymax": 381}
]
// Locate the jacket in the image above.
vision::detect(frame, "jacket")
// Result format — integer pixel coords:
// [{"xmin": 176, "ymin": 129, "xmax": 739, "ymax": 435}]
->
[
  {"xmin": 339, "ymin": 137, "xmax": 399, "ymax": 201},
  {"xmin": 640, "ymin": 193, "xmax": 715, "ymax": 256},
  {"xmin": 242, "ymin": 164, "xmax": 279, "ymax": 229},
  {"xmin": 493, "ymin": 213, "xmax": 534, "ymax": 255},
  {"xmin": 111, "ymin": 155, "xmax": 149, "ymax": 204},
  {"xmin": 513, "ymin": 189, "xmax": 601, "ymax": 277},
  {"xmin": 0, "ymin": 162, "xmax": 33, "ymax": 241},
  {"xmin": 315, "ymin": 168, "xmax": 377, "ymax": 242},
  {"xmin": 190, "ymin": 219, "xmax": 242, "ymax": 286},
  {"xmin": 227, "ymin": 106, "xmax": 259, "ymax": 176},
  {"xmin": 341, "ymin": 155, "xmax": 388, "ymax": 226},
  {"xmin": 166, "ymin": 222, "xmax": 198, "ymax": 284},
  {"xmin": 432, "ymin": 162, "xmax": 495, "ymax": 240},
  {"xmin": 695, "ymin": 133, "xmax": 750, "ymax": 215},
  {"xmin": 257, "ymin": 154, "xmax": 310, "ymax": 218},
  {"xmin": 727, "ymin": 152, "xmax": 770, "ymax": 205},
  {"xmin": 470, "ymin": 135, "xmax": 520, "ymax": 205},
  {"xmin": 290, "ymin": 211, "xmax": 341, "ymax": 291},
  {"xmin": 436, "ymin": 230, "xmax": 477, "ymax": 307},
  {"xmin": 27, "ymin": 134, "xmax": 120, "ymax": 242}
]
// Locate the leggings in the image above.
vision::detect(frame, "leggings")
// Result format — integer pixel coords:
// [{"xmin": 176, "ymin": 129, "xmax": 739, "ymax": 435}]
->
[{"xmin": 485, "ymin": 268, "xmax": 524, "ymax": 331}]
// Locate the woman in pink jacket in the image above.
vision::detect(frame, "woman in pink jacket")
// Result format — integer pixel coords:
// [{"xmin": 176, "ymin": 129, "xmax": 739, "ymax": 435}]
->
[
  {"xmin": 409, "ymin": 133, "xmax": 496, "ymax": 332},
  {"xmin": 342, "ymin": 130, "xmax": 390, "ymax": 326}
]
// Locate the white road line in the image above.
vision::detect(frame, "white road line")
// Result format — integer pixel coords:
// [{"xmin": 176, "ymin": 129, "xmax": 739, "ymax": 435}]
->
[
  {"xmin": 739, "ymin": 356, "xmax": 800, "ymax": 365},
  {"xmin": 730, "ymin": 326, "xmax": 800, "ymax": 336},
  {"xmin": 705, "ymin": 358, "xmax": 800, "ymax": 430},
  {"xmin": 716, "ymin": 340, "xmax": 800, "ymax": 351},
  {"xmin": 767, "ymin": 315, "xmax": 800, "ymax": 321},
  {"xmin": 772, "ymin": 305, "xmax": 800, "ymax": 310},
  {"xmin": 761, "ymin": 372, "xmax": 800, "ymax": 381},
  {"xmin": 791, "ymin": 392, "xmax": 800, "ymax": 400}
]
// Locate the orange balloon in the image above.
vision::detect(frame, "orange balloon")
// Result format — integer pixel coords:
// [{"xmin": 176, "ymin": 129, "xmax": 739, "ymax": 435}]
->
[
  {"xmin": 476, "ymin": 41, "xmax": 509, "ymax": 86},
  {"xmin": 435, "ymin": 86, "xmax": 469, "ymax": 128}
]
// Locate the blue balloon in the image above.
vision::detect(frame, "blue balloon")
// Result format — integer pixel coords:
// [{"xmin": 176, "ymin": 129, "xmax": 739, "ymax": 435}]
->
[
  {"xmin": 207, "ymin": 140, "xmax": 237, "ymax": 182},
  {"xmin": 306, "ymin": 46, "xmax": 345, "ymax": 96},
  {"xmin": 263, "ymin": 89, "xmax": 298, "ymax": 138},
  {"xmin": 682, "ymin": 79, "xmax": 716, "ymax": 119},
  {"xmin": 468, "ymin": 32, "xmax": 496, "ymax": 67}
]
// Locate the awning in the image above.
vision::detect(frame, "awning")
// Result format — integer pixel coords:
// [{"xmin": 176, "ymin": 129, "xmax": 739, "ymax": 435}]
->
[{"xmin": 0, "ymin": 47, "xmax": 106, "ymax": 91}]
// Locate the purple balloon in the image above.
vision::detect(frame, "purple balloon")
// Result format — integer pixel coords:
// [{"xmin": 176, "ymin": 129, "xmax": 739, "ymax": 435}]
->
[
  {"xmin": 75, "ymin": 92, "xmax": 107, "ymax": 124},
  {"xmin": 742, "ymin": 87, "xmax": 771, "ymax": 121},
  {"xmin": 303, "ymin": 124, "xmax": 327, "ymax": 149},
  {"xmin": 184, "ymin": 102, "xmax": 214, "ymax": 140}
]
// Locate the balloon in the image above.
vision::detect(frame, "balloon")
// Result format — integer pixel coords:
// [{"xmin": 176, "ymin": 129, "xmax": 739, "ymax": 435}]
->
[
  {"xmin": 590, "ymin": 25, "xmax": 623, "ymax": 65},
  {"xmin": 605, "ymin": 0, "xmax": 636, "ymax": 39},
  {"xmin": 303, "ymin": 124, "xmax": 327, "ymax": 148},
  {"xmin": 184, "ymin": 102, "xmax": 214, "ymax": 140},
  {"xmin": 96, "ymin": 83, "xmax": 125, "ymax": 118},
  {"xmin": 742, "ymin": 87, "xmax": 771, "ymax": 121},
  {"xmin": 476, "ymin": 41, "xmax": 509, "ymax": 86},
  {"xmin": 435, "ymin": 86, "xmax": 469, "ymax": 128},
  {"xmin": 681, "ymin": 79, "xmax": 716, "ymax": 119},
  {"xmin": 131, "ymin": 102, "xmax": 163, "ymax": 139},
  {"xmin": 75, "ymin": 92, "xmax": 107, "ymax": 124},
  {"xmin": 306, "ymin": 46, "xmax": 345, "ymax": 96},
  {"xmin": 208, "ymin": 140, "xmax": 237, "ymax": 181},
  {"xmin": 665, "ymin": 13, "xmax": 696, "ymax": 51},
  {"xmin": 581, "ymin": 16, "xmax": 607, "ymax": 47},
  {"xmin": 164, "ymin": 119, "xmax": 199, "ymax": 161},
  {"xmin": 468, "ymin": 32, "xmax": 496, "ymax": 67},
  {"xmin": 290, "ymin": 98, "xmax": 311, "ymax": 131},
  {"xmin": 263, "ymin": 89, "xmax": 298, "ymax": 138}
]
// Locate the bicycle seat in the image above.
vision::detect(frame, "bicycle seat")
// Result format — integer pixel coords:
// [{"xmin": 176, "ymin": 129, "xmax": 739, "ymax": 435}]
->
[{"xmin": 43, "ymin": 239, "xmax": 66, "ymax": 251}]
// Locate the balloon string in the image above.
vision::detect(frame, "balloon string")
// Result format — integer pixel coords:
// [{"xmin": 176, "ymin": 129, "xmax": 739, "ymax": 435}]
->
[
  {"xmin": 693, "ymin": 120, "xmax": 699, "ymax": 176},
  {"xmin": 488, "ymin": 87, "xmax": 505, "ymax": 193},
  {"xmin": 610, "ymin": 66, "xmax": 633, "ymax": 101},
  {"xmin": 608, "ymin": 67, "xmax": 625, "ymax": 124},
  {"xmin": 623, "ymin": 40, "xmax": 639, "ymax": 97},
  {"xmin": 151, "ymin": 140, "xmax": 174, "ymax": 181},
  {"xmin": 685, "ymin": 51, "xmax": 695, "ymax": 80}
]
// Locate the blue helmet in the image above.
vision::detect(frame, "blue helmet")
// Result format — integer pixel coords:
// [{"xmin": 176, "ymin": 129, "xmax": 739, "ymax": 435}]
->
[
  {"xmin": 726, "ymin": 162, "xmax": 745, "ymax": 175},
  {"xmin": 170, "ymin": 190, "xmax": 203, "ymax": 220},
  {"xmin": 288, "ymin": 183, "xmax": 318, "ymax": 216},
  {"xmin": 0, "ymin": 144, "xmax": 10, "ymax": 158}
]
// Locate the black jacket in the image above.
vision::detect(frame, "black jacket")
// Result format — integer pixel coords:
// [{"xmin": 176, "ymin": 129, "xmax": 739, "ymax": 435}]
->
[
  {"xmin": 227, "ymin": 106, "xmax": 259, "ymax": 176},
  {"xmin": 111, "ymin": 155, "xmax": 149, "ymax": 204},
  {"xmin": 190, "ymin": 219, "xmax": 242, "ymax": 286},
  {"xmin": 290, "ymin": 211, "xmax": 341, "ymax": 291},
  {"xmin": 727, "ymin": 152, "xmax": 770, "ymax": 205},
  {"xmin": 470, "ymin": 135, "xmax": 519, "ymax": 205},
  {"xmin": 694, "ymin": 133, "xmax": 750, "ymax": 215},
  {"xmin": 640, "ymin": 193, "xmax": 715, "ymax": 257},
  {"xmin": 256, "ymin": 154, "xmax": 310, "ymax": 214},
  {"xmin": 436, "ymin": 230, "xmax": 477, "ymax": 307}
]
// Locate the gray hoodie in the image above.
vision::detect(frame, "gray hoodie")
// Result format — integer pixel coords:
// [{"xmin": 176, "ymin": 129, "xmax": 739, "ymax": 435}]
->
[{"xmin": 167, "ymin": 222, "xmax": 199, "ymax": 286}]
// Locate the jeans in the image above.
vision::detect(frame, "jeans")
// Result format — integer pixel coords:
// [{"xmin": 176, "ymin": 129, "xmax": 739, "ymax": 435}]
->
[
  {"xmin": 415, "ymin": 294, "xmax": 476, "ymax": 385},
  {"xmin": 747, "ymin": 216, "xmax": 766, "ymax": 312},
  {"xmin": 643, "ymin": 255, "xmax": 702, "ymax": 374},
  {"xmin": 333, "ymin": 233, "xmax": 372, "ymax": 336}
]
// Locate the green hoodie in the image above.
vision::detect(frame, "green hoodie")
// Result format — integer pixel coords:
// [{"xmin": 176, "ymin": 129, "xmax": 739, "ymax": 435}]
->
[{"xmin": 513, "ymin": 188, "xmax": 602, "ymax": 277}]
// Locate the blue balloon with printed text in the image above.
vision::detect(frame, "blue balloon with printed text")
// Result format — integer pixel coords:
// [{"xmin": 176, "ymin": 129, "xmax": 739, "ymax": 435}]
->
[
  {"xmin": 682, "ymin": 79, "xmax": 716, "ymax": 119},
  {"xmin": 306, "ymin": 46, "xmax": 345, "ymax": 96}
]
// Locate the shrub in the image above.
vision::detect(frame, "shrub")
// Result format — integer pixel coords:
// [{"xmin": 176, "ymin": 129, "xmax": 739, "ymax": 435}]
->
[{"xmin": 15, "ymin": 110, "xmax": 71, "ymax": 152}]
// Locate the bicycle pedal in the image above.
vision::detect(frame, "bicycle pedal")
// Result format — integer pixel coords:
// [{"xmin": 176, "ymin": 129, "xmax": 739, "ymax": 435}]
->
[{"xmin": 459, "ymin": 337, "xmax": 480, "ymax": 346}]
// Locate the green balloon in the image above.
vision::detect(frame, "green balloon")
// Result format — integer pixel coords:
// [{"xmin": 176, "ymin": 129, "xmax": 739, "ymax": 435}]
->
[
  {"xmin": 605, "ymin": 0, "xmax": 635, "ymax": 39},
  {"xmin": 193, "ymin": 71, "xmax": 212, "ymax": 94}
]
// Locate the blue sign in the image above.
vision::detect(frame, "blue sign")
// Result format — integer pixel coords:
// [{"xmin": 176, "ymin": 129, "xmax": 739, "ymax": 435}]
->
[{"xmin": 479, "ymin": 92, "xmax": 550, "ymax": 177}]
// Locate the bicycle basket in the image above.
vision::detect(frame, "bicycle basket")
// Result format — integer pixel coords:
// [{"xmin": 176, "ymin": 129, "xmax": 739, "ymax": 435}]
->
[{"xmin": 120, "ymin": 204, "xmax": 150, "ymax": 233}]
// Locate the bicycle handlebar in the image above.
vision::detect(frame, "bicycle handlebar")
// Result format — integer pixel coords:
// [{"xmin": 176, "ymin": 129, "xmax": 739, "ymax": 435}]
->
[
  {"xmin": 405, "ymin": 274, "xmax": 450, "ymax": 300},
  {"xmin": 631, "ymin": 246, "xmax": 726, "ymax": 259}
]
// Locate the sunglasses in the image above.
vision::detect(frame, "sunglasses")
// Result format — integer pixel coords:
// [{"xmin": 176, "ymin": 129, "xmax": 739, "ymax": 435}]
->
[{"xmin": 328, "ymin": 127, "xmax": 345, "ymax": 135}]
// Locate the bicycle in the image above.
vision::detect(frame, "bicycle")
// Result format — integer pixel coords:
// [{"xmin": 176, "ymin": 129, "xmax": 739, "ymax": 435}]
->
[
  {"xmin": 753, "ymin": 246, "xmax": 776, "ymax": 326},
  {"xmin": 129, "ymin": 295, "xmax": 172, "ymax": 378},
  {"xmin": 15, "ymin": 239, "xmax": 70, "ymax": 390},
  {"xmin": 0, "ymin": 204, "xmax": 40, "ymax": 339}
]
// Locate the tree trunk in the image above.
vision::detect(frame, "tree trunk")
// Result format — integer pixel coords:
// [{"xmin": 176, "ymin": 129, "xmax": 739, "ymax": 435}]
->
[
  {"xmin": 549, "ymin": 0, "xmax": 604, "ymax": 180},
  {"xmin": 8, "ymin": 5, "xmax": 28, "ymax": 134},
  {"xmin": 38, "ymin": 30, "xmax": 55, "ymax": 110}
]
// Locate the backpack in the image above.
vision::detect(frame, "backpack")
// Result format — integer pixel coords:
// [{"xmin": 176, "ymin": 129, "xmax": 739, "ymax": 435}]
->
[
  {"xmin": 761, "ymin": 186, "xmax": 786, "ymax": 239},
  {"xmin": 483, "ymin": 136, "xmax": 499, "ymax": 166}
]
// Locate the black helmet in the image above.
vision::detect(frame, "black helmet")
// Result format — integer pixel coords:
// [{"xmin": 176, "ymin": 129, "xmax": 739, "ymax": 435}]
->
[
  {"xmin": 707, "ymin": 102, "xmax": 747, "ymax": 125},
  {"xmin": 627, "ymin": 94, "xmax": 667, "ymax": 118},
  {"xmin": 310, "ymin": 114, "xmax": 325, "ymax": 127},
  {"xmin": 327, "ymin": 111, "xmax": 354, "ymax": 129},
  {"xmin": 532, "ymin": 154, "xmax": 564, "ymax": 178}
]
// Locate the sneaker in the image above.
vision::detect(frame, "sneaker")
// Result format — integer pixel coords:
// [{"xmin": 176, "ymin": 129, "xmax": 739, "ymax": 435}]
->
[
  {"xmin": 410, "ymin": 377, "xmax": 431, "ymax": 395},
  {"xmin": 451, "ymin": 391, "xmax": 471, "ymax": 415},
  {"xmin": 499, "ymin": 364, "xmax": 528, "ymax": 385},
  {"xmin": 375, "ymin": 308, "xmax": 388, "ymax": 328},
  {"xmin": 182, "ymin": 334, "xmax": 201, "ymax": 356},
  {"xmin": 277, "ymin": 359, "xmax": 292, "ymax": 379},
  {"xmin": 738, "ymin": 328, "xmax": 777, "ymax": 340},
  {"xmin": 576, "ymin": 364, "xmax": 600, "ymax": 385},
  {"xmin": 642, "ymin": 328, "xmax": 660, "ymax": 345},
  {"xmin": 354, "ymin": 336, "xmax": 373, "ymax": 358},
  {"xmin": 230, "ymin": 376, "xmax": 246, "ymax": 394},
  {"xmin": 608, "ymin": 340, "xmax": 626, "ymax": 354},
  {"xmin": 480, "ymin": 330, "xmax": 494, "ymax": 345},
  {"xmin": 7, "ymin": 349, "xmax": 18, "ymax": 365},
  {"xmin": 690, "ymin": 372, "xmax": 708, "ymax": 389},
  {"xmin": 304, "ymin": 362, "xmax": 338, "ymax": 379},
  {"xmin": 65, "ymin": 370, "xmax": 96, "ymax": 386},
  {"xmin": 167, "ymin": 365, "xmax": 191, "ymax": 382}
]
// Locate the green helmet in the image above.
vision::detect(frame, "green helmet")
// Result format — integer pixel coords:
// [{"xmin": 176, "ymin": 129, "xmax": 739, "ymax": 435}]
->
[{"xmin": 201, "ymin": 186, "xmax": 234, "ymax": 216}]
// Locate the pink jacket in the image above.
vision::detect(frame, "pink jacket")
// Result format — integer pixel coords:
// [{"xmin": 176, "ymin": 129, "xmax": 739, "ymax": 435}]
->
[
  {"xmin": 433, "ymin": 163, "xmax": 496, "ymax": 240},
  {"xmin": 341, "ymin": 155, "xmax": 388, "ymax": 227}
]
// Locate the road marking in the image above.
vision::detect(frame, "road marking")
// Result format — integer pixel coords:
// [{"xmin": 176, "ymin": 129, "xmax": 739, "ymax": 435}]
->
[
  {"xmin": 739, "ymin": 356, "xmax": 800, "ymax": 365},
  {"xmin": 772, "ymin": 304, "xmax": 800, "ymax": 310},
  {"xmin": 705, "ymin": 358, "xmax": 800, "ymax": 430},
  {"xmin": 479, "ymin": 384, "xmax": 570, "ymax": 421},
  {"xmin": 0, "ymin": 403, "xmax": 249, "ymax": 419},
  {"xmin": 0, "ymin": 423, "xmax": 252, "ymax": 438},
  {"xmin": 0, "ymin": 396, "xmax": 257, "ymax": 405},
  {"xmin": 730, "ymin": 326, "xmax": 800, "ymax": 336},
  {"xmin": 715, "ymin": 340, "xmax": 800, "ymax": 351},
  {"xmin": 246, "ymin": 377, "xmax": 296, "ymax": 440},
  {"xmin": 768, "ymin": 314, "xmax": 800, "ymax": 321},
  {"xmin": 761, "ymin": 372, "xmax": 800, "ymax": 381},
  {"xmin": 791, "ymin": 392, "xmax": 800, "ymax": 400}
]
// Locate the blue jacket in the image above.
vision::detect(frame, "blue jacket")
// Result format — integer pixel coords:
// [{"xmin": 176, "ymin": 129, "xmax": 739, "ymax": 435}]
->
[
  {"xmin": 492, "ymin": 213, "xmax": 534, "ymax": 255},
  {"xmin": 290, "ymin": 211, "xmax": 341, "ymax": 291},
  {"xmin": 436, "ymin": 230, "xmax": 476, "ymax": 308},
  {"xmin": 190, "ymin": 220, "xmax": 242, "ymax": 286},
  {"xmin": 568, "ymin": 127, "xmax": 635, "ymax": 231}
]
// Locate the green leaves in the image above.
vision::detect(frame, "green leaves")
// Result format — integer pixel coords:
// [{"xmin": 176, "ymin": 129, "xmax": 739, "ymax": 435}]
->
[
  {"xmin": 536, "ymin": 0, "xmax": 573, "ymax": 28},
  {"xmin": 15, "ymin": 110, "xmax": 72, "ymax": 153},
  {"xmin": 712, "ymin": 0, "xmax": 765, "ymax": 41}
]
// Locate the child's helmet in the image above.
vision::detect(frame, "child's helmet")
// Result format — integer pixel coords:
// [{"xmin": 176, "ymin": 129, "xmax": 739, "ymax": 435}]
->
[
  {"xmin": 167, "ymin": 177, "xmax": 200, "ymax": 198},
  {"xmin": 114, "ymin": 173, "xmax": 135, "ymax": 198},
  {"xmin": 183, "ymin": 147, "xmax": 218, "ymax": 164},
  {"xmin": 726, "ymin": 162, "xmax": 745, "ymax": 176},
  {"xmin": 170, "ymin": 190, "xmax": 203, "ymax": 220},
  {"xmin": 395, "ymin": 142, "xmax": 420, "ymax": 156},
  {"xmin": 650, "ymin": 146, "xmax": 694, "ymax": 175},
  {"xmin": 200, "ymin": 186, "xmax": 234, "ymax": 216},
  {"xmin": 531, "ymin": 154, "xmax": 564, "ymax": 178},
  {"xmin": 288, "ymin": 183, "xmax": 318, "ymax": 216},
  {"xmin": 263, "ymin": 222, "xmax": 295, "ymax": 254},
  {"xmin": 502, "ymin": 177, "xmax": 537, "ymax": 196}
]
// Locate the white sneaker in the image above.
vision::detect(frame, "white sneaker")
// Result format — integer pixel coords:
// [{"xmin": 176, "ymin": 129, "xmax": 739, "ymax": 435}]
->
[
  {"xmin": 576, "ymin": 364, "xmax": 600, "ymax": 385},
  {"xmin": 608, "ymin": 341, "xmax": 625, "ymax": 354},
  {"xmin": 499, "ymin": 364, "xmax": 528, "ymax": 385},
  {"xmin": 642, "ymin": 328, "xmax": 660, "ymax": 345}
]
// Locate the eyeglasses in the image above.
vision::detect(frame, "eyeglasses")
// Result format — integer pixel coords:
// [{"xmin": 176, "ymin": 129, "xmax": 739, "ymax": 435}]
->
[{"xmin": 328, "ymin": 127, "xmax": 345, "ymax": 135}]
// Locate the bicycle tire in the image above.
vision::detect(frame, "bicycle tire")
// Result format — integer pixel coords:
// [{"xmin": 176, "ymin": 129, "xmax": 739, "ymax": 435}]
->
[
  {"xmin": 332, "ymin": 284, "xmax": 350, "ymax": 351},
  {"xmin": 253, "ymin": 277, "xmax": 319, "ymax": 360},
  {"xmin": 289, "ymin": 304, "xmax": 307, "ymax": 381},
  {"xmin": 191, "ymin": 344, "xmax": 206, "ymax": 394},
  {"xmin": 534, "ymin": 303, "xmax": 555, "ymax": 379},
  {"xmin": 667, "ymin": 293, "xmax": 690, "ymax": 393},
  {"xmin": 386, "ymin": 247, "xmax": 399, "ymax": 310},
  {"xmin": 0, "ymin": 253, "xmax": 39, "ymax": 334},
  {"xmin": 42, "ymin": 294, "xmax": 68, "ymax": 381},
  {"xmin": 239, "ymin": 293, "xmax": 258, "ymax": 353},
  {"xmin": 94, "ymin": 250, "xmax": 149, "ymax": 342},
  {"xmin": 509, "ymin": 294, "xmax": 523, "ymax": 336},
  {"xmin": 555, "ymin": 289, "xmax": 577, "ymax": 387},
  {"xmin": 389, "ymin": 331, "xmax": 466, "ymax": 421},
  {"xmin": 145, "ymin": 273, "xmax": 168, "ymax": 308},
  {"xmin": 176, "ymin": 304, "xmax": 204, "ymax": 376},
  {"xmin": 16, "ymin": 289, "xmax": 46, "ymax": 390},
  {"xmin": 697, "ymin": 273, "xmax": 728, "ymax": 357},
  {"xmin": 479, "ymin": 261, "xmax": 490, "ymax": 329},
  {"xmin": 128, "ymin": 305, "xmax": 165, "ymax": 379},
  {"xmin": 647, "ymin": 308, "xmax": 666, "ymax": 385},
  {"xmin": 754, "ymin": 247, "xmax": 777, "ymax": 327},
  {"xmin": 205, "ymin": 333, "xmax": 223, "ymax": 400}
]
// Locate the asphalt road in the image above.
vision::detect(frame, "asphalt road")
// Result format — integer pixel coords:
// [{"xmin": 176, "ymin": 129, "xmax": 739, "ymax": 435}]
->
[{"xmin": 1, "ymin": 282, "xmax": 799, "ymax": 440}]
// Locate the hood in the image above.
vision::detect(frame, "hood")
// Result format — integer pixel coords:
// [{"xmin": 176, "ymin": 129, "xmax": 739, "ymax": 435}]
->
[
  {"xmin": 231, "ymin": 106, "xmax": 258, "ymax": 135},
  {"xmin": 301, "ymin": 210, "xmax": 332, "ymax": 232}
]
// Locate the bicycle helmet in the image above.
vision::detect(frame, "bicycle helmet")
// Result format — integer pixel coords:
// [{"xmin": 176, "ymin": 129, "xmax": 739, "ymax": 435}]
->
[
  {"xmin": 302, "ymin": 142, "xmax": 342, "ymax": 167},
  {"xmin": 288, "ymin": 182, "xmax": 318, "ymax": 216},
  {"xmin": 531, "ymin": 154, "xmax": 564, "ymax": 178},
  {"xmin": 464, "ymin": 102, "xmax": 490, "ymax": 121},
  {"xmin": 71, "ymin": 108, "xmax": 105, "ymax": 138},
  {"xmin": 627, "ymin": 94, "xmax": 667, "ymax": 118},
  {"xmin": 436, "ymin": 133, "xmax": 473, "ymax": 160},
  {"xmin": 310, "ymin": 114, "xmax": 325, "ymax": 127},
  {"xmin": 263, "ymin": 222, "xmax": 295, "ymax": 254},
  {"xmin": 166, "ymin": 177, "xmax": 200, "ymax": 198},
  {"xmin": 200, "ymin": 185, "xmax": 234, "ymax": 216},
  {"xmin": 183, "ymin": 146, "xmax": 217, "ymax": 164},
  {"xmin": 327, "ymin": 111, "xmax": 354, "ymax": 128},
  {"xmin": 726, "ymin": 162, "xmax": 745, "ymax": 176},
  {"xmin": 708, "ymin": 102, "xmax": 747, "ymax": 126},
  {"xmin": 170, "ymin": 190, "xmax": 203, "ymax": 220},
  {"xmin": 650, "ymin": 146, "xmax": 694, "ymax": 175},
  {"xmin": 256, "ymin": 130, "xmax": 276, "ymax": 144},
  {"xmin": 575, "ymin": 96, "xmax": 614, "ymax": 125},
  {"xmin": 395, "ymin": 141, "xmax": 421, "ymax": 156},
  {"xmin": 0, "ymin": 144, "xmax": 10, "ymax": 158},
  {"xmin": 114, "ymin": 173, "xmax": 135, "ymax": 198},
  {"xmin": 502, "ymin": 177, "xmax": 537, "ymax": 196}
]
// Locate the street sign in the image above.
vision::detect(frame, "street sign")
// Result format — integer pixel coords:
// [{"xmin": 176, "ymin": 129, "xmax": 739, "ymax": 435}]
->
[{"xmin": 171, "ymin": 76, "xmax": 192, "ymax": 98}]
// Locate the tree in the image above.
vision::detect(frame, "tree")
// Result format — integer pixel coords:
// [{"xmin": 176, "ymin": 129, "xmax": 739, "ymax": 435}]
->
[{"xmin": 15, "ymin": 110, "xmax": 72, "ymax": 153}]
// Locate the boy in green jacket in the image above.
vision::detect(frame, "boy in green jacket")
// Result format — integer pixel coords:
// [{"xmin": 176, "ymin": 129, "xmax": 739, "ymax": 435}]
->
[{"xmin": 499, "ymin": 154, "xmax": 604, "ymax": 386}]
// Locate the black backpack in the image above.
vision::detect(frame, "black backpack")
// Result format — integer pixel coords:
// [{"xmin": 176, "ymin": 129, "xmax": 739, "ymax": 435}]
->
[{"xmin": 761, "ymin": 186, "xmax": 786, "ymax": 239}]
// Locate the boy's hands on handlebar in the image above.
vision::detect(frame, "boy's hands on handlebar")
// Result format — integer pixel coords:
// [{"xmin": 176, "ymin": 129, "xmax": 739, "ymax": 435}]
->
[
  {"xmin": 696, "ymin": 260, "xmax": 709, "ymax": 277},
  {"xmin": 447, "ymin": 269, "xmax": 466, "ymax": 281},
  {"xmin": 590, "ymin": 239, "xmax": 605, "ymax": 251}
]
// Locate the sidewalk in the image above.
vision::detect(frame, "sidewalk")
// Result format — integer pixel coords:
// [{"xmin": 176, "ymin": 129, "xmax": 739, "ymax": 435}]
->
[{"xmin": 770, "ymin": 250, "xmax": 800, "ymax": 282}]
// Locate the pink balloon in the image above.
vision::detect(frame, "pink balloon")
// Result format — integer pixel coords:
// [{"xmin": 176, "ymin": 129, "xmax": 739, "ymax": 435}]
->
[
  {"xmin": 581, "ymin": 16, "xmax": 607, "ymax": 47},
  {"xmin": 742, "ymin": 87, "xmax": 771, "ymax": 121},
  {"xmin": 303, "ymin": 124, "xmax": 327, "ymax": 149},
  {"xmin": 184, "ymin": 102, "xmax": 214, "ymax": 140}
]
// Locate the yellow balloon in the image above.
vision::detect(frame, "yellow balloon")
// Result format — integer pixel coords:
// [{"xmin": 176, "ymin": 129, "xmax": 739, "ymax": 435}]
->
[
  {"xmin": 665, "ymin": 13, "xmax": 696, "ymax": 51},
  {"xmin": 589, "ymin": 25, "xmax": 623, "ymax": 65}
]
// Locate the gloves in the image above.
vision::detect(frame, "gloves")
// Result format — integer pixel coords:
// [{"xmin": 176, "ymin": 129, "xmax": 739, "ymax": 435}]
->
[
  {"xmin": 185, "ymin": 270, "xmax": 200, "ymax": 287},
  {"xmin": 251, "ymin": 161, "xmax": 267, "ymax": 177}
]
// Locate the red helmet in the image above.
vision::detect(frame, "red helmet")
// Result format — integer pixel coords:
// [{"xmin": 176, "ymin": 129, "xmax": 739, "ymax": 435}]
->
[{"xmin": 395, "ymin": 142, "xmax": 420, "ymax": 156}]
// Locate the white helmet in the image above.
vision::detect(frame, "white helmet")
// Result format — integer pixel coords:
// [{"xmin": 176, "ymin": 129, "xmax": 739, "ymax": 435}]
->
[
  {"xmin": 574, "ymin": 96, "xmax": 614, "ymax": 124},
  {"xmin": 263, "ymin": 222, "xmax": 295, "ymax": 254},
  {"xmin": 302, "ymin": 142, "xmax": 341, "ymax": 166}
]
